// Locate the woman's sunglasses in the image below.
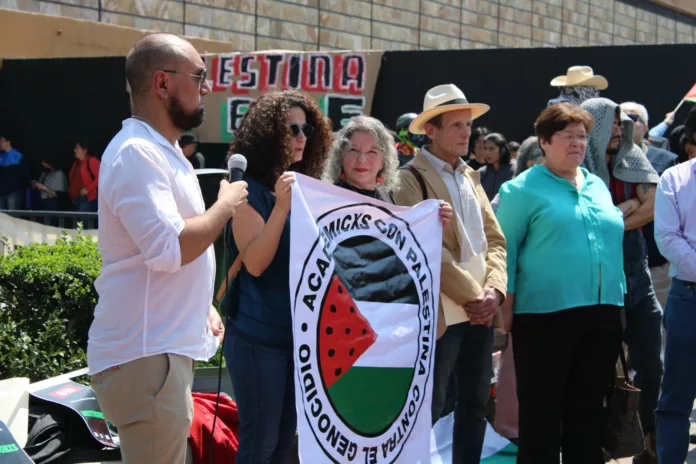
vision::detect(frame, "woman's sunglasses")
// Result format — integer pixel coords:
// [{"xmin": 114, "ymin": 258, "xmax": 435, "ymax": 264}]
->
[{"xmin": 289, "ymin": 123, "xmax": 315, "ymax": 139}]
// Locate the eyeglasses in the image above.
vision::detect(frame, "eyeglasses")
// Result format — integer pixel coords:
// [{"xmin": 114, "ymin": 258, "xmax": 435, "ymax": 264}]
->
[
  {"xmin": 626, "ymin": 113, "xmax": 645, "ymax": 124},
  {"xmin": 289, "ymin": 123, "xmax": 315, "ymax": 139},
  {"xmin": 345, "ymin": 147, "xmax": 383, "ymax": 161},
  {"xmin": 161, "ymin": 69, "xmax": 209, "ymax": 89},
  {"xmin": 555, "ymin": 132, "xmax": 588, "ymax": 144}
]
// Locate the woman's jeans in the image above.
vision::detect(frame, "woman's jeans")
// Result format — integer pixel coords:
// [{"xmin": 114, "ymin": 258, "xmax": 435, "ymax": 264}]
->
[{"xmin": 224, "ymin": 333, "xmax": 297, "ymax": 464}]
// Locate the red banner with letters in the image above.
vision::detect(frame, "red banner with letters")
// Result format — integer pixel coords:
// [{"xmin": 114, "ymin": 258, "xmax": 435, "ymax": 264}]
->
[{"xmin": 194, "ymin": 51, "xmax": 383, "ymax": 143}]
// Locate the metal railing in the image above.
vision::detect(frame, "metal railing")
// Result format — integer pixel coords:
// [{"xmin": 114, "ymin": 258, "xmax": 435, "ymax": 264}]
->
[{"xmin": 0, "ymin": 210, "xmax": 98, "ymax": 230}]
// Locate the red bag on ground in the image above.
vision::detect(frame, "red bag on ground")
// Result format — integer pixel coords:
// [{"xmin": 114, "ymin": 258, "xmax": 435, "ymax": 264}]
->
[{"xmin": 188, "ymin": 392, "xmax": 239, "ymax": 464}]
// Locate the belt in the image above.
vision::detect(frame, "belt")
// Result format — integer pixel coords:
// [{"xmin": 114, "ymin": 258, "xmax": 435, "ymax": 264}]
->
[{"xmin": 673, "ymin": 277, "xmax": 696, "ymax": 290}]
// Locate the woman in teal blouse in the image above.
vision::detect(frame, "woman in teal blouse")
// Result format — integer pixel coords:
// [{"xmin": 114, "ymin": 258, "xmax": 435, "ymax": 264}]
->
[{"xmin": 496, "ymin": 103, "xmax": 625, "ymax": 464}]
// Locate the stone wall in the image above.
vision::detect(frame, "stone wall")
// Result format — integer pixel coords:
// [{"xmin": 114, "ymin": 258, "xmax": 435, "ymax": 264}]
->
[{"xmin": 1, "ymin": 0, "xmax": 694, "ymax": 51}]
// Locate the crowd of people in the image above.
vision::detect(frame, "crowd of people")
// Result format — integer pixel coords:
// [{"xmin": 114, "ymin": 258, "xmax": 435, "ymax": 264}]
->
[
  {"xmin": 78, "ymin": 32, "xmax": 696, "ymax": 464},
  {"xmin": 0, "ymin": 137, "xmax": 101, "ymax": 213},
  {"xmin": 0, "ymin": 134, "xmax": 211, "ymax": 215}
]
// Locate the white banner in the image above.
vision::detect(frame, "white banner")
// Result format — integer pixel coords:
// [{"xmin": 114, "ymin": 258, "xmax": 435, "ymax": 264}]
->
[{"xmin": 290, "ymin": 174, "xmax": 442, "ymax": 464}]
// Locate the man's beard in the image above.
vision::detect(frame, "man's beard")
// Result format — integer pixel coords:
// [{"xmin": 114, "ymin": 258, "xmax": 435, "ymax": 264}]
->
[
  {"xmin": 169, "ymin": 96, "xmax": 204, "ymax": 131},
  {"xmin": 606, "ymin": 145, "xmax": 620, "ymax": 155}
]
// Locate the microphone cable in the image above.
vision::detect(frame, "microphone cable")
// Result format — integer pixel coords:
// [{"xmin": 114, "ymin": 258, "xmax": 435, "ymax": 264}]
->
[
  {"xmin": 208, "ymin": 217, "xmax": 232, "ymax": 464},
  {"xmin": 208, "ymin": 158, "xmax": 247, "ymax": 463}
]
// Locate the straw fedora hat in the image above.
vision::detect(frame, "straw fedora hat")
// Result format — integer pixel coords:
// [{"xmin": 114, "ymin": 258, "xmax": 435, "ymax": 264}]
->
[
  {"xmin": 550, "ymin": 66, "xmax": 608, "ymax": 90},
  {"xmin": 409, "ymin": 84, "xmax": 490, "ymax": 135}
]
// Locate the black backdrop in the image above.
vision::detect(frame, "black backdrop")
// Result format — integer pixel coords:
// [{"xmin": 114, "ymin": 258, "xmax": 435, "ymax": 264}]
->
[
  {"xmin": 372, "ymin": 44, "xmax": 696, "ymax": 144},
  {"xmin": 2, "ymin": 44, "xmax": 695, "ymax": 173},
  {"xmin": 0, "ymin": 57, "xmax": 130, "ymax": 174}
]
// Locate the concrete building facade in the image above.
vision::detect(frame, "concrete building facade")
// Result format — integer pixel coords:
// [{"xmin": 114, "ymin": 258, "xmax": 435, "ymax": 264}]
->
[{"xmin": 1, "ymin": 0, "xmax": 695, "ymax": 51}]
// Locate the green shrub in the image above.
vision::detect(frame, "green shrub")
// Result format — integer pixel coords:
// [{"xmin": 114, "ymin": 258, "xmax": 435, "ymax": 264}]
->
[
  {"xmin": 0, "ymin": 227, "xmax": 226, "ymax": 381},
  {"xmin": 0, "ymin": 229, "xmax": 100, "ymax": 382}
]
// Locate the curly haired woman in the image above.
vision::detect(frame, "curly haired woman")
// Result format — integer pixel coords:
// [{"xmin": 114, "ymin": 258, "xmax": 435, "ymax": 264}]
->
[{"xmin": 222, "ymin": 90, "xmax": 332, "ymax": 464}]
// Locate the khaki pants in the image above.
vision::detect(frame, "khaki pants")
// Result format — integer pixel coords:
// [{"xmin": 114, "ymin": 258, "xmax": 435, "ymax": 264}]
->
[
  {"xmin": 91, "ymin": 353, "xmax": 194, "ymax": 464},
  {"xmin": 650, "ymin": 262, "xmax": 672, "ymax": 310}
]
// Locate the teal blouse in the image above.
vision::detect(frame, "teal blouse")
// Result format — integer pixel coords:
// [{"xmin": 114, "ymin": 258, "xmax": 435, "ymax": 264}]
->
[{"xmin": 496, "ymin": 165, "xmax": 626, "ymax": 314}]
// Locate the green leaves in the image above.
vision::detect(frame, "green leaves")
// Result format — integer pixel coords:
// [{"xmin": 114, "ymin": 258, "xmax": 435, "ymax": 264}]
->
[{"xmin": 0, "ymin": 230, "xmax": 99, "ymax": 382}]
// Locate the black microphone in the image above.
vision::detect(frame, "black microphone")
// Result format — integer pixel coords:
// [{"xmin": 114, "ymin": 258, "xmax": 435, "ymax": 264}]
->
[{"xmin": 227, "ymin": 154, "xmax": 247, "ymax": 182}]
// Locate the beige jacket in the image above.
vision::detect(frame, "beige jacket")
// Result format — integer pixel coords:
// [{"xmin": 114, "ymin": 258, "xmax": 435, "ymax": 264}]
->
[{"xmin": 393, "ymin": 152, "xmax": 508, "ymax": 339}]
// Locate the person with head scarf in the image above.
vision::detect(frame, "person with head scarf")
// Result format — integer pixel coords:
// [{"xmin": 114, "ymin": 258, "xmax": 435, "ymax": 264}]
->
[
  {"xmin": 547, "ymin": 66, "xmax": 608, "ymax": 107},
  {"xmin": 621, "ymin": 101, "xmax": 679, "ymax": 312},
  {"xmin": 581, "ymin": 97, "xmax": 662, "ymax": 464}
]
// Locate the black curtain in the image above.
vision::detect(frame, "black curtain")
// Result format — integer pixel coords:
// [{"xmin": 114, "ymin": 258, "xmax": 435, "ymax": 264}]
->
[
  {"xmin": 373, "ymin": 44, "xmax": 696, "ymax": 145},
  {"xmin": 0, "ymin": 57, "xmax": 130, "ymax": 175},
  {"xmin": 0, "ymin": 57, "xmax": 235, "ymax": 174},
  {"xmin": 2, "ymin": 45, "xmax": 695, "ymax": 175}
]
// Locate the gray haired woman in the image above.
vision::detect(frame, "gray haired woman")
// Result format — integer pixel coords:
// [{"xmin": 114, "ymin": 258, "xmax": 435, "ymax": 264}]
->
[
  {"xmin": 490, "ymin": 136, "xmax": 544, "ymax": 211},
  {"xmin": 323, "ymin": 115, "xmax": 453, "ymax": 222},
  {"xmin": 323, "ymin": 115, "xmax": 400, "ymax": 202}
]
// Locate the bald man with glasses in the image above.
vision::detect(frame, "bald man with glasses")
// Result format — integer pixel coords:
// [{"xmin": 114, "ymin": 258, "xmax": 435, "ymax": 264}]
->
[{"xmin": 87, "ymin": 34, "xmax": 248, "ymax": 464}]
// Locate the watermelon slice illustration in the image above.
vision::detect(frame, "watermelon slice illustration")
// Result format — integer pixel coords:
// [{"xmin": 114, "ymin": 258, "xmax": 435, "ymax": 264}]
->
[
  {"xmin": 319, "ymin": 274, "xmax": 378, "ymax": 389},
  {"xmin": 317, "ymin": 236, "xmax": 420, "ymax": 437}
]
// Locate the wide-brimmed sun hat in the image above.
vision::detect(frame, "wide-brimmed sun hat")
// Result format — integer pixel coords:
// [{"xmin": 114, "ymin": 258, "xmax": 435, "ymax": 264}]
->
[
  {"xmin": 550, "ymin": 65, "xmax": 608, "ymax": 90},
  {"xmin": 409, "ymin": 84, "xmax": 490, "ymax": 135}
]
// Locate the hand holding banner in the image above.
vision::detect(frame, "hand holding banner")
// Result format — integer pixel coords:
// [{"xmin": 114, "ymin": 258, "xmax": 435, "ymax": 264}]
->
[{"xmin": 289, "ymin": 174, "xmax": 441, "ymax": 463}]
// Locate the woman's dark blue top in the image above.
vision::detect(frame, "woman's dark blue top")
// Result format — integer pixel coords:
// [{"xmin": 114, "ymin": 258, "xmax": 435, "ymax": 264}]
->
[{"xmin": 226, "ymin": 176, "xmax": 292, "ymax": 350}]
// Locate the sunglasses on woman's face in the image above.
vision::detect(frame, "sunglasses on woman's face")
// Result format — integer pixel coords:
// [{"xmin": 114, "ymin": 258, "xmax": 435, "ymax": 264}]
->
[{"xmin": 289, "ymin": 123, "xmax": 315, "ymax": 139}]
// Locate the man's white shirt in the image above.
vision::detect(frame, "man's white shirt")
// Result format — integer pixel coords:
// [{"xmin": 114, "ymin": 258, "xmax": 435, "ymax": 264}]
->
[{"xmin": 87, "ymin": 118, "xmax": 216, "ymax": 375}]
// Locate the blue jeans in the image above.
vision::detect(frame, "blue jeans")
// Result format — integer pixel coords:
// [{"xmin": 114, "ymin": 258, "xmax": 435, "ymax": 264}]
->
[
  {"xmin": 656, "ymin": 278, "xmax": 696, "ymax": 464},
  {"xmin": 623, "ymin": 261, "xmax": 664, "ymax": 435},
  {"xmin": 74, "ymin": 195, "xmax": 98, "ymax": 212},
  {"xmin": 224, "ymin": 333, "xmax": 296, "ymax": 464},
  {"xmin": 0, "ymin": 190, "xmax": 24, "ymax": 210},
  {"xmin": 431, "ymin": 322, "xmax": 493, "ymax": 464},
  {"xmin": 40, "ymin": 197, "xmax": 61, "ymax": 226},
  {"xmin": 40, "ymin": 197, "xmax": 60, "ymax": 211}
]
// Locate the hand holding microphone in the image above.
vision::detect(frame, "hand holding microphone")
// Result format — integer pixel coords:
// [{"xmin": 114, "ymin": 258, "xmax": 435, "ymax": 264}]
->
[{"xmin": 219, "ymin": 154, "xmax": 249, "ymax": 217}]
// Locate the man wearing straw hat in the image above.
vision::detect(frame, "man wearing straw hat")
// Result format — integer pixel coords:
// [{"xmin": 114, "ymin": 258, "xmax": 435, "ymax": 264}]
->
[
  {"xmin": 393, "ymin": 84, "xmax": 507, "ymax": 464},
  {"xmin": 548, "ymin": 65, "xmax": 608, "ymax": 107}
]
